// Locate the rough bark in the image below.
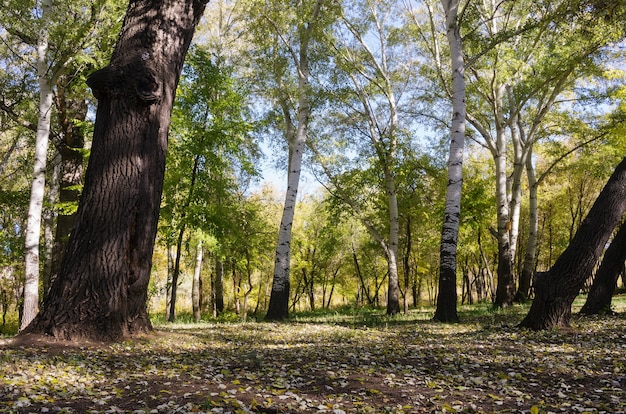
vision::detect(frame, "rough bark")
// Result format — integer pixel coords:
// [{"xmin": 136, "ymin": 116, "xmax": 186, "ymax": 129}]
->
[
  {"xmin": 22, "ymin": 0, "xmax": 206, "ymax": 342},
  {"xmin": 520, "ymin": 156, "xmax": 626, "ymax": 330},
  {"xmin": 579, "ymin": 218, "xmax": 626, "ymax": 315},
  {"xmin": 434, "ymin": 0, "xmax": 464, "ymax": 323}
]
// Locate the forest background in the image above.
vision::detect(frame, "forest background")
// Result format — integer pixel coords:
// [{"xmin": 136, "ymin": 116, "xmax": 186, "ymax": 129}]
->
[{"xmin": 0, "ymin": 0, "xmax": 625, "ymax": 334}]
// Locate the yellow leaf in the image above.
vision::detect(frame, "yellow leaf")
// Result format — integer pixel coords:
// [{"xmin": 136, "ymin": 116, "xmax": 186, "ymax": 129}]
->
[{"xmin": 530, "ymin": 406, "xmax": 540, "ymax": 414}]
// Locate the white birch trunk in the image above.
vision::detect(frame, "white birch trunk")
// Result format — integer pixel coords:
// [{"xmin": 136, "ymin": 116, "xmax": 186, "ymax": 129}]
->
[
  {"xmin": 21, "ymin": 9, "xmax": 53, "ymax": 330},
  {"xmin": 266, "ymin": 0, "xmax": 323, "ymax": 320},
  {"xmin": 434, "ymin": 0, "xmax": 464, "ymax": 322}
]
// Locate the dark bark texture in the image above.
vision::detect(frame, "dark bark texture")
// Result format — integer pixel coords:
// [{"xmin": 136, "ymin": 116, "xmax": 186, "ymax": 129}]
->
[
  {"xmin": 579, "ymin": 218, "xmax": 626, "ymax": 315},
  {"xmin": 520, "ymin": 156, "xmax": 626, "ymax": 330},
  {"xmin": 494, "ymin": 244, "xmax": 515, "ymax": 307},
  {"xmin": 22, "ymin": 0, "xmax": 206, "ymax": 341},
  {"xmin": 46, "ymin": 74, "xmax": 88, "ymax": 297}
]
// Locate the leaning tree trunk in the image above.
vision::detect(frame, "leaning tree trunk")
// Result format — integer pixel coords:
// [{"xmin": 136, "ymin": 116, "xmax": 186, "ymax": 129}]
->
[
  {"xmin": 579, "ymin": 217, "xmax": 626, "ymax": 315},
  {"xmin": 434, "ymin": 0, "xmax": 464, "ymax": 323},
  {"xmin": 22, "ymin": 0, "xmax": 206, "ymax": 341},
  {"xmin": 520, "ymin": 156, "xmax": 626, "ymax": 330}
]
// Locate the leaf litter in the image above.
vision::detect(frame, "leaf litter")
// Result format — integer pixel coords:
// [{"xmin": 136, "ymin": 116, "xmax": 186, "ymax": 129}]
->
[{"xmin": 0, "ymin": 307, "xmax": 624, "ymax": 413}]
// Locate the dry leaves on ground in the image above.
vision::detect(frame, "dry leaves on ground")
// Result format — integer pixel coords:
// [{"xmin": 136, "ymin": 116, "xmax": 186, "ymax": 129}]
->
[{"xmin": 0, "ymin": 305, "xmax": 625, "ymax": 413}]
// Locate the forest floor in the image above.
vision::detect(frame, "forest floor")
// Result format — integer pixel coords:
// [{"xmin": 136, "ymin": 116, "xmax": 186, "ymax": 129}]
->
[{"xmin": 1, "ymin": 296, "xmax": 625, "ymax": 414}]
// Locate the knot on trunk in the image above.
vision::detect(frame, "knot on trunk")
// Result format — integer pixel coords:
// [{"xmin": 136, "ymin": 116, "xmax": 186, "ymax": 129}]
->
[{"xmin": 87, "ymin": 57, "xmax": 162, "ymax": 104}]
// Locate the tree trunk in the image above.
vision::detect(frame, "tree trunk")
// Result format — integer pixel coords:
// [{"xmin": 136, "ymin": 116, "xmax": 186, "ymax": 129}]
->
[
  {"xmin": 516, "ymin": 146, "xmax": 538, "ymax": 302},
  {"xmin": 434, "ymin": 0, "xmax": 464, "ymax": 323},
  {"xmin": 167, "ymin": 226, "xmax": 185, "ymax": 322},
  {"xmin": 520, "ymin": 156, "xmax": 626, "ymax": 330},
  {"xmin": 384, "ymin": 170, "xmax": 401, "ymax": 316},
  {"xmin": 403, "ymin": 217, "xmax": 412, "ymax": 314},
  {"xmin": 265, "ymin": 0, "xmax": 324, "ymax": 321},
  {"xmin": 47, "ymin": 74, "xmax": 89, "ymax": 297},
  {"xmin": 493, "ymin": 122, "xmax": 516, "ymax": 307},
  {"xmin": 42, "ymin": 151, "xmax": 61, "ymax": 297},
  {"xmin": 192, "ymin": 240, "xmax": 203, "ymax": 321},
  {"xmin": 21, "ymin": 2, "xmax": 53, "ymax": 330},
  {"xmin": 579, "ymin": 218, "xmax": 626, "ymax": 315},
  {"xmin": 214, "ymin": 257, "xmax": 224, "ymax": 316},
  {"xmin": 22, "ymin": 0, "xmax": 206, "ymax": 341}
]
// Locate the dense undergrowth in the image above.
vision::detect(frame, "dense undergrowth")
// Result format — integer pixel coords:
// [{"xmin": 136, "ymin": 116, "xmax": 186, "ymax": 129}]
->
[{"xmin": 0, "ymin": 296, "xmax": 624, "ymax": 413}]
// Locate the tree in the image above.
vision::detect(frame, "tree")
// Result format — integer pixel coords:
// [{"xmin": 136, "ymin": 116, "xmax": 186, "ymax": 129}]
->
[
  {"xmin": 432, "ymin": 0, "xmax": 465, "ymax": 323},
  {"xmin": 309, "ymin": 0, "xmax": 426, "ymax": 315},
  {"xmin": 21, "ymin": 0, "xmax": 207, "ymax": 341},
  {"xmin": 246, "ymin": 0, "xmax": 330, "ymax": 321},
  {"xmin": 0, "ymin": 0, "xmax": 126, "ymax": 330},
  {"xmin": 579, "ymin": 218, "xmax": 626, "ymax": 315},
  {"xmin": 519, "ymin": 156, "xmax": 626, "ymax": 330}
]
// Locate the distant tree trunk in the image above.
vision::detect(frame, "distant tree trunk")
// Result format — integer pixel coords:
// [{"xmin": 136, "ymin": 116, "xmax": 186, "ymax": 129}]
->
[
  {"xmin": 21, "ymin": 0, "xmax": 54, "ymax": 330},
  {"xmin": 22, "ymin": 0, "xmax": 206, "ymax": 341},
  {"xmin": 403, "ymin": 217, "xmax": 412, "ymax": 314},
  {"xmin": 214, "ymin": 257, "xmax": 224, "ymax": 316},
  {"xmin": 168, "ymin": 154, "xmax": 200, "ymax": 322},
  {"xmin": 434, "ymin": 0, "xmax": 464, "ymax": 323},
  {"xmin": 520, "ymin": 156, "xmax": 626, "ymax": 330},
  {"xmin": 233, "ymin": 261, "xmax": 241, "ymax": 315},
  {"xmin": 168, "ymin": 227, "xmax": 185, "ymax": 322},
  {"xmin": 192, "ymin": 240, "xmax": 203, "ymax": 321},
  {"xmin": 580, "ymin": 218, "xmax": 626, "ymax": 315}
]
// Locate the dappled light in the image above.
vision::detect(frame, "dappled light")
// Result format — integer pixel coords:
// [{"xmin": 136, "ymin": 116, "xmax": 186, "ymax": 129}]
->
[{"xmin": 1, "ymin": 301, "xmax": 625, "ymax": 412}]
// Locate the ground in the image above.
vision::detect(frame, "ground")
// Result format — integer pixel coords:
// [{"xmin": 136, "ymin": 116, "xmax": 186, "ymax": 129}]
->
[{"xmin": 0, "ymin": 300, "xmax": 625, "ymax": 413}]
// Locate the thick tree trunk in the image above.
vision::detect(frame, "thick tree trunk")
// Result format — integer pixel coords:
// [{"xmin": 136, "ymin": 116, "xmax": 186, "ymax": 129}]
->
[
  {"xmin": 434, "ymin": 0, "xmax": 464, "ymax": 323},
  {"xmin": 22, "ymin": 0, "xmax": 206, "ymax": 341},
  {"xmin": 520, "ymin": 156, "xmax": 626, "ymax": 330},
  {"xmin": 579, "ymin": 218, "xmax": 626, "ymax": 315},
  {"xmin": 21, "ymin": 16, "xmax": 54, "ymax": 330}
]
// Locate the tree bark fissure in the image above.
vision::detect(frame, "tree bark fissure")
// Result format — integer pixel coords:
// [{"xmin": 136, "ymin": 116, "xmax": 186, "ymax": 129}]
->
[{"xmin": 22, "ymin": 0, "xmax": 206, "ymax": 342}]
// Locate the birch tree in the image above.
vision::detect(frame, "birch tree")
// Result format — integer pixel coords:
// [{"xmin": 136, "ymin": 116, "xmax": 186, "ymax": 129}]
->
[
  {"xmin": 432, "ymin": 0, "xmax": 465, "ymax": 322},
  {"xmin": 244, "ymin": 0, "xmax": 332, "ymax": 320},
  {"xmin": 307, "ymin": 0, "xmax": 425, "ymax": 315}
]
